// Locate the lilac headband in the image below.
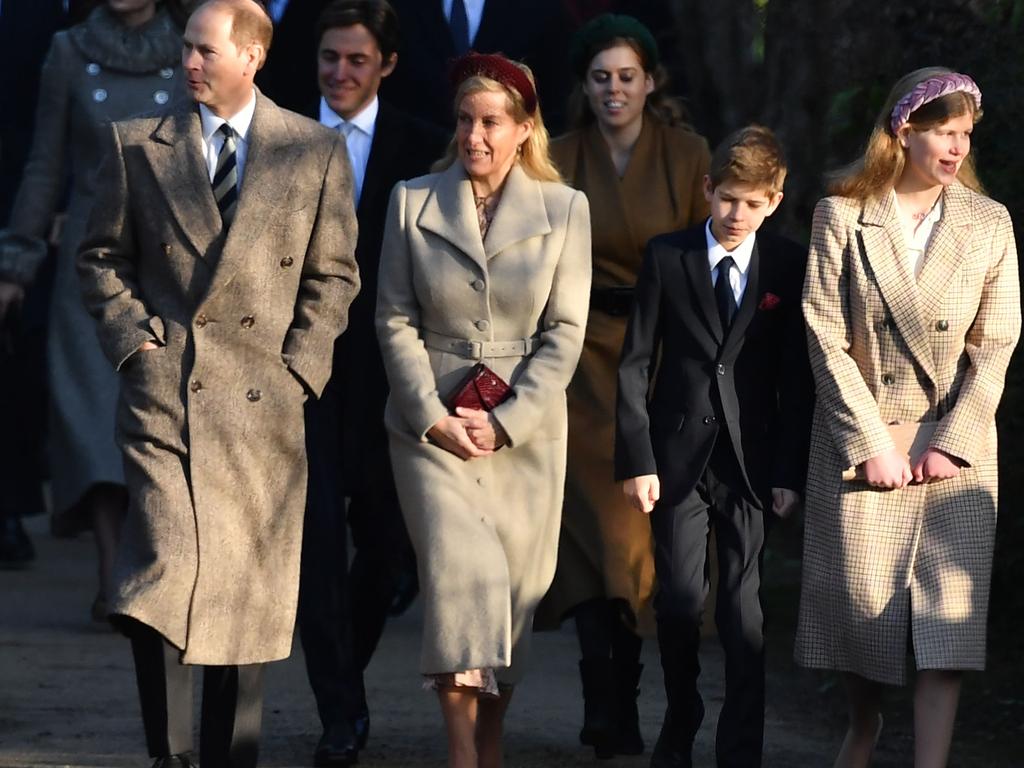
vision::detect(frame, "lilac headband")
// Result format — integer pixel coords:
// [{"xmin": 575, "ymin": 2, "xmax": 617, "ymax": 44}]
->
[{"xmin": 889, "ymin": 73, "xmax": 982, "ymax": 135}]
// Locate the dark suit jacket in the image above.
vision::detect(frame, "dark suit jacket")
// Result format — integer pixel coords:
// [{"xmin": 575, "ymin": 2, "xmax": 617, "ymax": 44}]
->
[
  {"xmin": 255, "ymin": 0, "xmax": 331, "ymax": 113},
  {"xmin": 322, "ymin": 100, "xmax": 449, "ymax": 488},
  {"xmin": 615, "ymin": 225, "xmax": 813, "ymax": 507},
  {"xmin": 381, "ymin": 0, "xmax": 572, "ymax": 133}
]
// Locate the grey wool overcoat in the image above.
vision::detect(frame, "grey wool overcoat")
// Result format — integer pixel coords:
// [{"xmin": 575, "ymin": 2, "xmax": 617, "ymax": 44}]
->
[
  {"xmin": 795, "ymin": 183, "xmax": 1020, "ymax": 685},
  {"xmin": 77, "ymin": 93, "xmax": 360, "ymax": 665},
  {"xmin": 376, "ymin": 163, "xmax": 591, "ymax": 683}
]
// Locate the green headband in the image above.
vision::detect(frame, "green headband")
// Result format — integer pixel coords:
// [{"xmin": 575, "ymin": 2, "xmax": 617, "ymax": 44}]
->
[{"xmin": 568, "ymin": 14, "xmax": 660, "ymax": 79}]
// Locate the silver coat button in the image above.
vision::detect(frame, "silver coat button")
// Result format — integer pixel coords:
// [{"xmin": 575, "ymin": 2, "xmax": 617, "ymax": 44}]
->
[
  {"xmin": 160, "ymin": 67, "xmax": 174, "ymax": 79},
  {"xmin": 92, "ymin": 88, "xmax": 108, "ymax": 103},
  {"xmin": 86, "ymin": 63, "xmax": 101, "ymax": 75},
  {"xmin": 153, "ymin": 90, "xmax": 169, "ymax": 105}
]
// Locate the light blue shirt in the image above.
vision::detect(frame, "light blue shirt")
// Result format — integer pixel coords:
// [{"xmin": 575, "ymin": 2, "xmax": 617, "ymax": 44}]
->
[{"xmin": 319, "ymin": 95, "xmax": 378, "ymax": 206}]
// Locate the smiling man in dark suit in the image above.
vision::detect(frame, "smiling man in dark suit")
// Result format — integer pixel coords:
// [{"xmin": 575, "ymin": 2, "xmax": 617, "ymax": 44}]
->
[
  {"xmin": 615, "ymin": 126, "xmax": 813, "ymax": 768},
  {"xmin": 296, "ymin": 2, "xmax": 448, "ymax": 766}
]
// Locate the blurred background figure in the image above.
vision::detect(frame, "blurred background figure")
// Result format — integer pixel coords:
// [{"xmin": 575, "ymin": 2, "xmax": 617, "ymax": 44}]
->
[
  {"xmin": 0, "ymin": 0, "xmax": 181, "ymax": 613},
  {"xmin": 535, "ymin": 14, "xmax": 710, "ymax": 760}
]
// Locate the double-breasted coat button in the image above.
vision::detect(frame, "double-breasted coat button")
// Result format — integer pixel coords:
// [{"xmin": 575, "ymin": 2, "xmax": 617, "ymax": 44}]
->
[
  {"xmin": 702, "ymin": 415, "xmax": 717, "ymax": 424},
  {"xmin": 280, "ymin": 256, "xmax": 294, "ymax": 268},
  {"xmin": 195, "ymin": 314, "xmax": 208, "ymax": 328},
  {"xmin": 475, "ymin": 319, "xmax": 490, "ymax": 331},
  {"xmin": 716, "ymin": 363, "xmax": 726, "ymax": 375},
  {"xmin": 471, "ymin": 279, "xmax": 485, "ymax": 291},
  {"xmin": 190, "ymin": 380, "xmax": 203, "ymax": 393},
  {"xmin": 881, "ymin": 373, "xmax": 895, "ymax": 385},
  {"xmin": 246, "ymin": 389, "xmax": 261, "ymax": 402},
  {"xmin": 160, "ymin": 67, "xmax": 174, "ymax": 79},
  {"xmin": 153, "ymin": 90, "xmax": 169, "ymax": 105},
  {"xmin": 240, "ymin": 315, "xmax": 255, "ymax": 328},
  {"xmin": 86, "ymin": 62, "xmax": 101, "ymax": 75},
  {"xmin": 935, "ymin": 319, "xmax": 949, "ymax": 331},
  {"xmin": 161, "ymin": 242, "xmax": 171, "ymax": 255},
  {"xmin": 92, "ymin": 88, "xmax": 108, "ymax": 103}
]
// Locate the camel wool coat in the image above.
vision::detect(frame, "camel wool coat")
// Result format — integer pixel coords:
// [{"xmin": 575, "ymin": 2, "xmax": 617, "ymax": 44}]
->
[
  {"xmin": 795, "ymin": 183, "xmax": 1020, "ymax": 685},
  {"xmin": 77, "ymin": 93, "xmax": 360, "ymax": 665},
  {"xmin": 376, "ymin": 163, "xmax": 591, "ymax": 683}
]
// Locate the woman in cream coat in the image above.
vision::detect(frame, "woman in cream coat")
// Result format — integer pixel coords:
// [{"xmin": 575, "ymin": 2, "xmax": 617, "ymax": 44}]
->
[
  {"xmin": 376, "ymin": 53, "xmax": 591, "ymax": 767},
  {"xmin": 796, "ymin": 68, "xmax": 1020, "ymax": 767}
]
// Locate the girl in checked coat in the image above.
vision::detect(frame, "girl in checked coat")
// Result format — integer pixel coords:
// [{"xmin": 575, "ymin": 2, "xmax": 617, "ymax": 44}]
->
[
  {"xmin": 376, "ymin": 53, "xmax": 590, "ymax": 766},
  {"xmin": 795, "ymin": 67, "xmax": 1020, "ymax": 767}
]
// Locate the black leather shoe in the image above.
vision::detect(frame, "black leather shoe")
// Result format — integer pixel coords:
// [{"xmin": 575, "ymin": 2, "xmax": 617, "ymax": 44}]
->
[
  {"xmin": 314, "ymin": 723, "xmax": 358, "ymax": 767},
  {"xmin": 352, "ymin": 712, "xmax": 370, "ymax": 751},
  {"xmin": 649, "ymin": 720, "xmax": 693, "ymax": 768},
  {"xmin": 0, "ymin": 515, "xmax": 34, "ymax": 569}
]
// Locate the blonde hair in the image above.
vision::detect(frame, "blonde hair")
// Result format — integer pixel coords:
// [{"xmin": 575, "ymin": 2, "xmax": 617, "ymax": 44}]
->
[
  {"xmin": 197, "ymin": 0, "xmax": 273, "ymax": 68},
  {"xmin": 829, "ymin": 66, "xmax": 984, "ymax": 200},
  {"xmin": 709, "ymin": 125, "xmax": 787, "ymax": 196},
  {"xmin": 433, "ymin": 65, "xmax": 562, "ymax": 184}
]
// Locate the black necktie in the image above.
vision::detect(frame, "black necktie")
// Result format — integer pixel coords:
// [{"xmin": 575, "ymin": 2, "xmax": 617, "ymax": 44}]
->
[
  {"xmin": 213, "ymin": 124, "xmax": 238, "ymax": 227},
  {"xmin": 449, "ymin": 0, "xmax": 470, "ymax": 54},
  {"xmin": 714, "ymin": 255, "xmax": 737, "ymax": 329}
]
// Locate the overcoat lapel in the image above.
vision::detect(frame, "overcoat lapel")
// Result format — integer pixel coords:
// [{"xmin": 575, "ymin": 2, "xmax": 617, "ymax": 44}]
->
[
  {"xmin": 417, "ymin": 163, "xmax": 487, "ymax": 273},
  {"xmin": 482, "ymin": 164, "xmax": 551, "ymax": 258},
  {"xmin": 208, "ymin": 93, "xmax": 304, "ymax": 299},
  {"xmin": 680, "ymin": 241, "xmax": 724, "ymax": 346},
  {"xmin": 916, "ymin": 182, "xmax": 973, "ymax": 320},
  {"xmin": 857, "ymin": 194, "xmax": 937, "ymax": 385},
  {"xmin": 722, "ymin": 241, "xmax": 761, "ymax": 359},
  {"xmin": 144, "ymin": 103, "xmax": 223, "ymax": 263}
]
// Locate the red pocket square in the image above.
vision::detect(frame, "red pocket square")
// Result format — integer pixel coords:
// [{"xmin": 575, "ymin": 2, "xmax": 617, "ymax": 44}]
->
[{"xmin": 758, "ymin": 292, "xmax": 781, "ymax": 310}]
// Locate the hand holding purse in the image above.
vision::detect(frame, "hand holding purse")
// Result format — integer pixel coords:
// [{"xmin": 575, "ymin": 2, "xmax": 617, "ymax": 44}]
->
[{"xmin": 445, "ymin": 362, "xmax": 512, "ymax": 412}]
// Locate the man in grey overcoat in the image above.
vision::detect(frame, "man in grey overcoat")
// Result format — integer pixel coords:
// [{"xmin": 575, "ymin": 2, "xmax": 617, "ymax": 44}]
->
[{"xmin": 76, "ymin": 1, "xmax": 359, "ymax": 766}]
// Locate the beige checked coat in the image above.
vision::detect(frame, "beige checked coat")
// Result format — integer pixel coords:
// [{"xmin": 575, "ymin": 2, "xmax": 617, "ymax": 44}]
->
[
  {"xmin": 794, "ymin": 182, "xmax": 1020, "ymax": 685},
  {"xmin": 77, "ymin": 93, "xmax": 359, "ymax": 665}
]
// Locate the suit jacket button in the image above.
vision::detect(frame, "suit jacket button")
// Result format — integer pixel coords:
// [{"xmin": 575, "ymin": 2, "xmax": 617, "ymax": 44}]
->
[
  {"xmin": 190, "ymin": 380, "xmax": 203, "ymax": 393},
  {"xmin": 716, "ymin": 363, "xmax": 726, "ymax": 375},
  {"xmin": 703, "ymin": 415, "xmax": 717, "ymax": 424},
  {"xmin": 881, "ymin": 373, "xmax": 895, "ymax": 385},
  {"xmin": 280, "ymin": 256, "xmax": 294, "ymax": 268},
  {"xmin": 475, "ymin": 319, "xmax": 490, "ymax": 331},
  {"xmin": 240, "ymin": 315, "xmax": 255, "ymax": 328},
  {"xmin": 195, "ymin": 314, "xmax": 208, "ymax": 328},
  {"xmin": 935, "ymin": 319, "xmax": 949, "ymax": 331},
  {"xmin": 246, "ymin": 389, "xmax": 261, "ymax": 402},
  {"xmin": 471, "ymin": 279, "xmax": 485, "ymax": 292}
]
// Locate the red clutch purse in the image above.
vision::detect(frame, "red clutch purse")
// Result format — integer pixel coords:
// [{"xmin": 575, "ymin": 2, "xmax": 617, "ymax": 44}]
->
[{"xmin": 445, "ymin": 363, "xmax": 512, "ymax": 412}]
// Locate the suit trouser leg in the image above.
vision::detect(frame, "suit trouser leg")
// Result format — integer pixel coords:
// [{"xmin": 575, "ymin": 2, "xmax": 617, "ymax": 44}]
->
[
  {"xmin": 200, "ymin": 663, "xmax": 265, "ymax": 768},
  {"xmin": 127, "ymin": 619, "xmax": 194, "ymax": 758}
]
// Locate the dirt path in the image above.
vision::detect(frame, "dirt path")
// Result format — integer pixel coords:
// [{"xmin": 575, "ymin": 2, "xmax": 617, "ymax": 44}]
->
[{"xmin": 0, "ymin": 515, "xmax": 1014, "ymax": 767}]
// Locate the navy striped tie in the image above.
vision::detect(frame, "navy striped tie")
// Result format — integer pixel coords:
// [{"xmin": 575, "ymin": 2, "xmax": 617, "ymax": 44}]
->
[{"xmin": 213, "ymin": 124, "xmax": 238, "ymax": 227}]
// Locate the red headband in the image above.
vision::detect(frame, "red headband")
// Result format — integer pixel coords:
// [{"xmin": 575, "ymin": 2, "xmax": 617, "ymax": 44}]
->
[{"xmin": 450, "ymin": 52, "xmax": 538, "ymax": 115}]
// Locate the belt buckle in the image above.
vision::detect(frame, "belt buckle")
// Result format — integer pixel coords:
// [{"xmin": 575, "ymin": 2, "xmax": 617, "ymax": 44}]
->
[{"xmin": 460, "ymin": 339, "xmax": 483, "ymax": 359}]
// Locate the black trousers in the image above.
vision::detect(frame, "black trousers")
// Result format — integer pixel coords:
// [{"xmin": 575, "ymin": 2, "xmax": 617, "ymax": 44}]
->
[
  {"xmin": 649, "ymin": 437, "xmax": 766, "ymax": 768},
  {"xmin": 126, "ymin": 619, "xmax": 264, "ymax": 768},
  {"xmin": 297, "ymin": 382, "xmax": 414, "ymax": 732}
]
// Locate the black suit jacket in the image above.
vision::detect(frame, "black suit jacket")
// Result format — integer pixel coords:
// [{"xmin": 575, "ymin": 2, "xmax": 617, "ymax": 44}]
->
[
  {"xmin": 615, "ymin": 225, "xmax": 813, "ymax": 507},
  {"xmin": 320, "ymin": 100, "xmax": 449, "ymax": 487},
  {"xmin": 256, "ymin": 0, "xmax": 331, "ymax": 113},
  {"xmin": 381, "ymin": 0, "xmax": 572, "ymax": 133}
]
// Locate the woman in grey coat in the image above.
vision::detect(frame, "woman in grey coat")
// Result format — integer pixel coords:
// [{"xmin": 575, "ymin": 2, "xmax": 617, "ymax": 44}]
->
[
  {"xmin": 376, "ymin": 53, "xmax": 591, "ymax": 767},
  {"xmin": 0, "ymin": 0, "xmax": 181, "ymax": 619}
]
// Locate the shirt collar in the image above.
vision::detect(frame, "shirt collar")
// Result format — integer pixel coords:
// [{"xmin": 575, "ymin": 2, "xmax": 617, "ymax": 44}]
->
[
  {"xmin": 705, "ymin": 218, "xmax": 755, "ymax": 274},
  {"xmin": 199, "ymin": 89, "xmax": 257, "ymax": 143},
  {"xmin": 318, "ymin": 95, "xmax": 379, "ymax": 138}
]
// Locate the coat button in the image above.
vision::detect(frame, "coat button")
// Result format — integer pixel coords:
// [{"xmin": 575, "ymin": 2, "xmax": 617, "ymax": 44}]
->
[
  {"xmin": 881, "ymin": 373, "xmax": 895, "ymax": 385},
  {"xmin": 471, "ymin": 279, "xmax": 485, "ymax": 292},
  {"xmin": 246, "ymin": 389, "xmax": 261, "ymax": 402},
  {"xmin": 240, "ymin": 315, "xmax": 255, "ymax": 328},
  {"xmin": 935, "ymin": 319, "xmax": 949, "ymax": 331},
  {"xmin": 475, "ymin": 319, "xmax": 490, "ymax": 331},
  {"xmin": 162, "ymin": 242, "xmax": 171, "ymax": 256},
  {"xmin": 190, "ymin": 380, "xmax": 203, "ymax": 393},
  {"xmin": 702, "ymin": 415, "xmax": 717, "ymax": 424},
  {"xmin": 716, "ymin": 363, "xmax": 726, "ymax": 375},
  {"xmin": 280, "ymin": 256, "xmax": 294, "ymax": 268},
  {"xmin": 195, "ymin": 314, "xmax": 208, "ymax": 328}
]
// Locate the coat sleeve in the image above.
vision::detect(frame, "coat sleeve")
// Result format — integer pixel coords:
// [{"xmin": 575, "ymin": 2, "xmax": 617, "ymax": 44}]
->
[
  {"xmin": 77, "ymin": 122, "xmax": 161, "ymax": 370},
  {"xmin": 282, "ymin": 133, "xmax": 360, "ymax": 397},
  {"xmin": 489, "ymin": 189, "xmax": 592, "ymax": 447},
  {"xmin": 930, "ymin": 205, "xmax": 1021, "ymax": 464},
  {"xmin": 802, "ymin": 197, "xmax": 894, "ymax": 467},
  {"xmin": 0, "ymin": 33, "xmax": 71, "ymax": 285},
  {"xmin": 375, "ymin": 181, "xmax": 451, "ymax": 440},
  {"xmin": 613, "ymin": 239, "xmax": 663, "ymax": 480}
]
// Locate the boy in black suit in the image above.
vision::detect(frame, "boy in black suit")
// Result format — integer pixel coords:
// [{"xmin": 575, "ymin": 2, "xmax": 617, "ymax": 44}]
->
[{"xmin": 615, "ymin": 126, "xmax": 812, "ymax": 768}]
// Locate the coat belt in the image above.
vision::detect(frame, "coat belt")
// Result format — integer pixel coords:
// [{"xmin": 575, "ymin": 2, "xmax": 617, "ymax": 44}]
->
[{"xmin": 420, "ymin": 329, "xmax": 540, "ymax": 360}]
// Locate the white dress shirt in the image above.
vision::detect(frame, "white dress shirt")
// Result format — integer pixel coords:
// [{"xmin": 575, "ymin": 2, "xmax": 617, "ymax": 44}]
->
[
  {"xmin": 319, "ymin": 95, "xmax": 378, "ymax": 206},
  {"xmin": 199, "ymin": 91, "xmax": 257, "ymax": 187},
  {"xmin": 443, "ymin": 0, "xmax": 486, "ymax": 44},
  {"xmin": 705, "ymin": 218, "xmax": 754, "ymax": 305},
  {"xmin": 892, "ymin": 190, "xmax": 943, "ymax": 278}
]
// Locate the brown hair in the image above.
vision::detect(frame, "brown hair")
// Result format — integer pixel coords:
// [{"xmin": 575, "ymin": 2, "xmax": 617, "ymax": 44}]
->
[
  {"xmin": 567, "ymin": 37, "xmax": 689, "ymax": 129},
  {"xmin": 708, "ymin": 125, "xmax": 787, "ymax": 196},
  {"xmin": 197, "ymin": 0, "xmax": 273, "ymax": 68},
  {"xmin": 828, "ymin": 66, "xmax": 984, "ymax": 200},
  {"xmin": 433, "ymin": 63, "xmax": 562, "ymax": 184}
]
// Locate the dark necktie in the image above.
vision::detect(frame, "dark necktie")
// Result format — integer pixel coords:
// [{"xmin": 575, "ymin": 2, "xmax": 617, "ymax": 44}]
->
[
  {"xmin": 714, "ymin": 255, "xmax": 737, "ymax": 329},
  {"xmin": 449, "ymin": 0, "xmax": 470, "ymax": 54},
  {"xmin": 213, "ymin": 124, "xmax": 238, "ymax": 227}
]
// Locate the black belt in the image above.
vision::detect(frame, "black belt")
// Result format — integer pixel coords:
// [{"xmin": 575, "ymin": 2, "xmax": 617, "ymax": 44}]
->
[{"xmin": 590, "ymin": 286, "xmax": 634, "ymax": 317}]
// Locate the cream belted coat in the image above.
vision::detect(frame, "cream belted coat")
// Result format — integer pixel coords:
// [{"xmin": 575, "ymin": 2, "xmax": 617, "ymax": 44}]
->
[
  {"xmin": 795, "ymin": 182, "xmax": 1020, "ymax": 685},
  {"xmin": 77, "ymin": 93, "xmax": 359, "ymax": 665},
  {"xmin": 376, "ymin": 163, "xmax": 591, "ymax": 682}
]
